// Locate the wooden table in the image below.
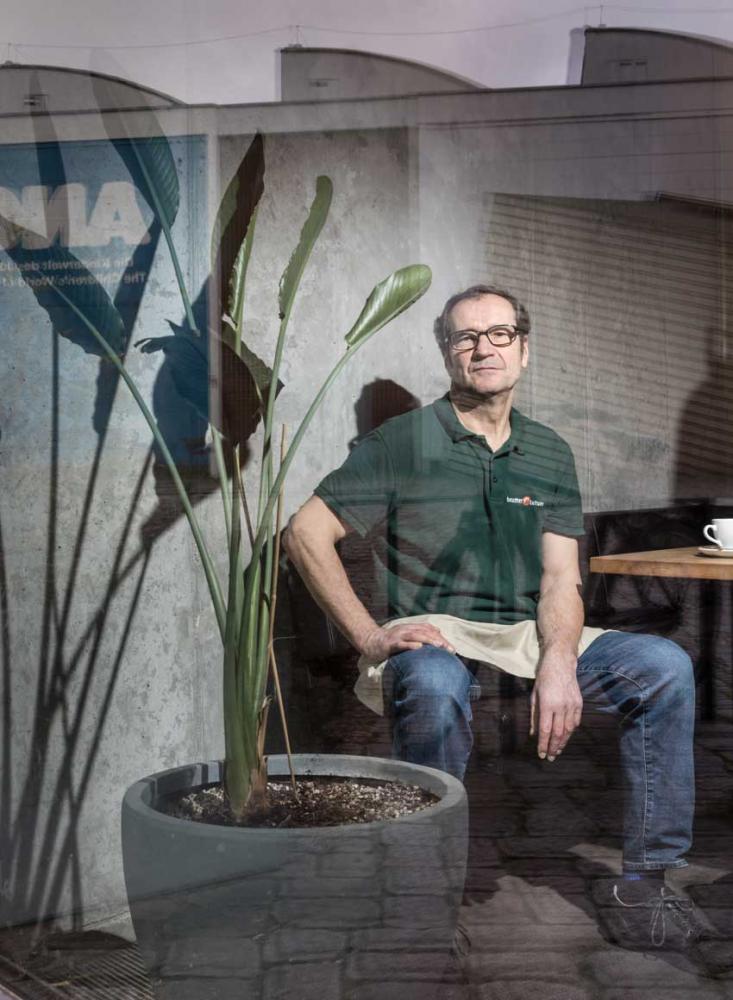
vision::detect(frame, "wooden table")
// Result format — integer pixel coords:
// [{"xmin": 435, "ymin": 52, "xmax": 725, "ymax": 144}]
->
[
  {"xmin": 590, "ymin": 545, "xmax": 733, "ymax": 718},
  {"xmin": 590, "ymin": 546, "xmax": 733, "ymax": 581}
]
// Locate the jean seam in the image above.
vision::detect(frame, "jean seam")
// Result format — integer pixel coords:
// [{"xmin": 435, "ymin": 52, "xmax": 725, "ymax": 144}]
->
[
  {"xmin": 578, "ymin": 663, "xmax": 651, "ymax": 868},
  {"xmin": 631, "ymin": 675, "xmax": 651, "ymax": 868}
]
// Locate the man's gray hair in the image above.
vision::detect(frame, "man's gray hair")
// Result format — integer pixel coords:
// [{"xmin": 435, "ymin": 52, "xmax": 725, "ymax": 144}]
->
[{"xmin": 434, "ymin": 284, "xmax": 531, "ymax": 356}]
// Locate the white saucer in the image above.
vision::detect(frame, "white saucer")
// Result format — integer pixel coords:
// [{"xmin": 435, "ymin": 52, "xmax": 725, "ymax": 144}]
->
[{"xmin": 698, "ymin": 546, "xmax": 733, "ymax": 558}]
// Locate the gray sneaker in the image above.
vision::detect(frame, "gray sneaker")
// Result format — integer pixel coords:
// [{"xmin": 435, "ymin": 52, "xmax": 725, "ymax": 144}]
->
[{"xmin": 593, "ymin": 880, "xmax": 731, "ymax": 975}]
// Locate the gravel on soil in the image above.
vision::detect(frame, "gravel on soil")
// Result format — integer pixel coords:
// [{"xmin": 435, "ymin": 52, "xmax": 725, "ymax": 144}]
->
[{"xmin": 161, "ymin": 775, "xmax": 439, "ymax": 828}]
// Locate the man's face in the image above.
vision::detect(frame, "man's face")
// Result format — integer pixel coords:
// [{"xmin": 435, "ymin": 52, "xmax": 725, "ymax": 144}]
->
[{"xmin": 444, "ymin": 293, "xmax": 529, "ymax": 399}]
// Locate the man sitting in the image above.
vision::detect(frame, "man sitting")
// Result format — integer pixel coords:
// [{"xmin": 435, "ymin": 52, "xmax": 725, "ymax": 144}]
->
[{"xmin": 285, "ymin": 283, "xmax": 722, "ymax": 968}]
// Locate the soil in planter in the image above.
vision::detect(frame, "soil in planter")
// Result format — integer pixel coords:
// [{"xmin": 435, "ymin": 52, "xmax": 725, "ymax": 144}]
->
[{"xmin": 161, "ymin": 775, "xmax": 439, "ymax": 828}]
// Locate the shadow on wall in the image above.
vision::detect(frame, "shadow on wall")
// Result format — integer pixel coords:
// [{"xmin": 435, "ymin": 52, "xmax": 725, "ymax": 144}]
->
[
  {"xmin": 286, "ymin": 378, "xmax": 420, "ymax": 672},
  {"xmin": 674, "ymin": 324, "xmax": 733, "ymax": 502},
  {"xmin": 345, "ymin": 380, "xmax": 420, "ymax": 622},
  {"xmin": 0, "ymin": 78, "xmax": 266, "ymax": 934},
  {"xmin": 349, "ymin": 378, "xmax": 420, "ymax": 449}
]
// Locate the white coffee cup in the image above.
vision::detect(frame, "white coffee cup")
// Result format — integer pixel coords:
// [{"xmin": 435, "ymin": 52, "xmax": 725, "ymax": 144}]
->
[{"xmin": 703, "ymin": 518, "xmax": 733, "ymax": 550}]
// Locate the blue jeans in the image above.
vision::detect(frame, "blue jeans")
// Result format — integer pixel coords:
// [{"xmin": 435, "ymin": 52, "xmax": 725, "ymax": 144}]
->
[{"xmin": 385, "ymin": 631, "xmax": 695, "ymax": 871}]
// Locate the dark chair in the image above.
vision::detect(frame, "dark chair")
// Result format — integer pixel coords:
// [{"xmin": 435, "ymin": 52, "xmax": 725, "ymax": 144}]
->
[{"xmin": 580, "ymin": 501, "xmax": 716, "ymax": 717}]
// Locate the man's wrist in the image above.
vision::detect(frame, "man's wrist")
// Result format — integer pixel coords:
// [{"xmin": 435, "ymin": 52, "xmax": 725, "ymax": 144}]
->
[
  {"xmin": 540, "ymin": 639, "xmax": 578, "ymax": 655},
  {"xmin": 352, "ymin": 621, "xmax": 384, "ymax": 656},
  {"xmin": 537, "ymin": 640, "xmax": 578, "ymax": 672}
]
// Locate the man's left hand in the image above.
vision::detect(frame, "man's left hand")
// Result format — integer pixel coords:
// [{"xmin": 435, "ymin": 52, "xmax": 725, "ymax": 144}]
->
[{"xmin": 529, "ymin": 649, "xmax": 583, "ymax": 761}]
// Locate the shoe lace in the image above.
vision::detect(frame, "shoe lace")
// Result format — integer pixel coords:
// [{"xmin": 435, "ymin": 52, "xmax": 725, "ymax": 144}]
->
[
  {"xmin": 451, "ymin": 921, "xmax": 472, "ymax": 958},
  {"xmin": 612, "ymin": 885, "xmax": 702, "ymax": 947}
]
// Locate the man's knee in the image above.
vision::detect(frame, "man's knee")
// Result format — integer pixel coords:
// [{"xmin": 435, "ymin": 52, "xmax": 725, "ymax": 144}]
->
[
  {"xmin": 388, "ymin": 644, "xmax": 471, "ymax": 704},
  {"xmin": 623, "ymin": 633, "xmax": 695, "ymax": 698}
]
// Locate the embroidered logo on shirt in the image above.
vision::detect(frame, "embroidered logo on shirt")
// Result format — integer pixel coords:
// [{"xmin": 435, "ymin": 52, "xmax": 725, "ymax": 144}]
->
[{"xmin": 506, "ymin": 495, "xmax": 545, "ymax": 507}]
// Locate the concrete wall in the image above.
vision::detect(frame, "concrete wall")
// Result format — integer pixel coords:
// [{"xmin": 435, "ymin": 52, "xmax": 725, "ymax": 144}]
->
[
  {"xmin": 0, "ymin": 117, "xmax": 222, "ymax": 931},
  {"xmin": 0, "ymin": 105, "xmax": 418, "ymax": 931},
  {"xmin": 3, "ymin": 66, "xmax": 733, "ymax": 931}
]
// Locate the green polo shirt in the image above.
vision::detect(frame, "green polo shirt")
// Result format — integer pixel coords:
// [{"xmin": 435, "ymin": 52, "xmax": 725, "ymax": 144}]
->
[{"xmin": 315, "ymin": 395, "xmax": 584, "ymax": 624}]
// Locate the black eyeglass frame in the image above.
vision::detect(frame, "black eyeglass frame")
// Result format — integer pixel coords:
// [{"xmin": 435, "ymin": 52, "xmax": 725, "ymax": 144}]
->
[{"xmin": 447, "ymin": 324, "xmax": 525, "ymax": 352}]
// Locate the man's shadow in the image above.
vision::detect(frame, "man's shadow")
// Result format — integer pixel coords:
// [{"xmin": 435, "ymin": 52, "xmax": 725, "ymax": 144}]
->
[
  {"xmin": 286, "ymin": 379, "xmax": 420, "ymax": 754},
  {"xmin": 673, "ymin": 324, "xmax": 733, "ymax": 502},
  {"xmin": 344, "ymin": 379, "xmax": 421, "ymax": 620},
  {"xmin": 349, "ymin": 379, "xmax": 421, "ymax": 450}
]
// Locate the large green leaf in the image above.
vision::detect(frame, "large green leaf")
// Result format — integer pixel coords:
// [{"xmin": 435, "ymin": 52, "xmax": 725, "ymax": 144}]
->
[
  {"xmin": 217, "ymin": 334, "xmax": 283, "ymax": 448},
  {"xmin": 211, "ymin": 134, "xmax": 265, "ymax": 334},
  {"xmin": 345, "ymin": 264, "xmax": 432, "ymax": 348},
  {"xmin": 0, "ymin": 216, "xmax": 125, "ymax": 355},
  {"xmin": 277, "ymin": 176, "xmax": 332, "ymax": 321},
  {"xmin": 219, "ymin": 321, "xmax": 276, "ymax": 408}
]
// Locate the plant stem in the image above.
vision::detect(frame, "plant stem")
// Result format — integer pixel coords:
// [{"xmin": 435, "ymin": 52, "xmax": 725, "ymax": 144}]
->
[
  {"xmin": 165, "ymin": 227, "xmax": 197, "ymax": 334},
  {"xmin": 211, "ymin": 427, "xmax": 231, "ymax": 542},
  {"xmin": 267, "ymin": 426, "xmax": 295, "ymax": 791},
  {"xmin": 248, "ymin": 344, "xmax": 358, "ymax": 583},
  {"xmin": 239, "ymin": 345, "xmax": 356, "ymax": 710},
  {"xmin": 237, "ymin": 462, "xmax": 255, "ymax": 548},
  {"xmin": 223, "ymin": 445, "xmax": 247, "ymax": 810}
]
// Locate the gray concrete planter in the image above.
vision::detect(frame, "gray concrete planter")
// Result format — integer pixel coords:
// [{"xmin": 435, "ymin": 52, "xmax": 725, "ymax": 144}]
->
[{"xmin": 122, "ymin": 753, "xmax": 468, "ymax": 999}]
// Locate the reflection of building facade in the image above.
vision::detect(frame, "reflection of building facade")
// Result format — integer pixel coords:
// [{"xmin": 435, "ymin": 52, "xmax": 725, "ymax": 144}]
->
[
  {"xmin": 2, "ymin": 27, "xmax": 733, "ymax": 932},
  {"xmin": 5, "ymin": 28, "xmax": 733, "ymax": 509}
]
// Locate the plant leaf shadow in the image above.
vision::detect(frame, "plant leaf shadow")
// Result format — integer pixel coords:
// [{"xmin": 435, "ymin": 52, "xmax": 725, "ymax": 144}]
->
[{"xmin": 1, "ymin": 87, "xmax": 266, "ymax": 942}]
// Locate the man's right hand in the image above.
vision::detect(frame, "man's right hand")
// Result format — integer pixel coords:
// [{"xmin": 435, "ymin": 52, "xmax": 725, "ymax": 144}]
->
[
  {"xmin": 285, "ymin": 498, "xmax": 456, "ymax": 666},
  {"xmin": 360, "ymin": 623, "xmax": 456, "ymax": 663}
]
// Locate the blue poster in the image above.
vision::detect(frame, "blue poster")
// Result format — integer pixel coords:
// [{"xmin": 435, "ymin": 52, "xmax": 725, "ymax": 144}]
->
[{"xmin": 0, "ymin": 132, "xmax": 209, "ymax": 464}]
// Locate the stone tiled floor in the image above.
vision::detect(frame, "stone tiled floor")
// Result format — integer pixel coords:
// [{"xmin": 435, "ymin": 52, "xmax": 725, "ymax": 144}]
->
[
  {"xmin": 315, "ymin": 672, "xmax": 733, "ymax": 998},
  {"xmin": 2, "ymin": 677, "xmax": 733, "ymax": 999},
  {"xmin": 462, "ymin": 721, "xmax": 733, "ymax": 997}
]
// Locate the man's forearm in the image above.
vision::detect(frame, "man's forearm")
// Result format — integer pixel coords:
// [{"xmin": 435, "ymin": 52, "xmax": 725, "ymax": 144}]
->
[
  {"xmin": 531, "ymin": 536, "xmax": 585, "ymax": 757},
  {"xmin": 285, "ymin": 497, "xmax": 456, "ymax": 664},
  {"xmin": 536, "ymin": 579, "xmax": 584, "ymax": 665},
  {"xmin": 284, "ymin": 524, "xmax": 379, "ymax": 655}
]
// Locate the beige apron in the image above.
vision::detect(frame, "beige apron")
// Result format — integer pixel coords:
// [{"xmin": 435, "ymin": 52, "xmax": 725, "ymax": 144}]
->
[{"xmin": 355, "ymin": 613, "xmax": 609, "ymax": 716}]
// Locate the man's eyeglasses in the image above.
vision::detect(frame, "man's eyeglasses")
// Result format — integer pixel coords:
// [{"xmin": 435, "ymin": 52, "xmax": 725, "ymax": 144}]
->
[{"xmin": 448, "ymin": 325, "xmax": 523, "ymax": 352}]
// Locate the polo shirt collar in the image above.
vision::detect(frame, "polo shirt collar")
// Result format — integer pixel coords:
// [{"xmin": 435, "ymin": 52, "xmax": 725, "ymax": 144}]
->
[{"xmin": 434, "ymin": 393, "xmax": 527, "ymax": 454}]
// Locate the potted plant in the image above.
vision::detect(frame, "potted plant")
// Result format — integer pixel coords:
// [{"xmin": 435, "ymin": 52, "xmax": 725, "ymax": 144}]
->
[{"xmin": 2, "ymin": 130, "xmax": 468, "ymax": 995}]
